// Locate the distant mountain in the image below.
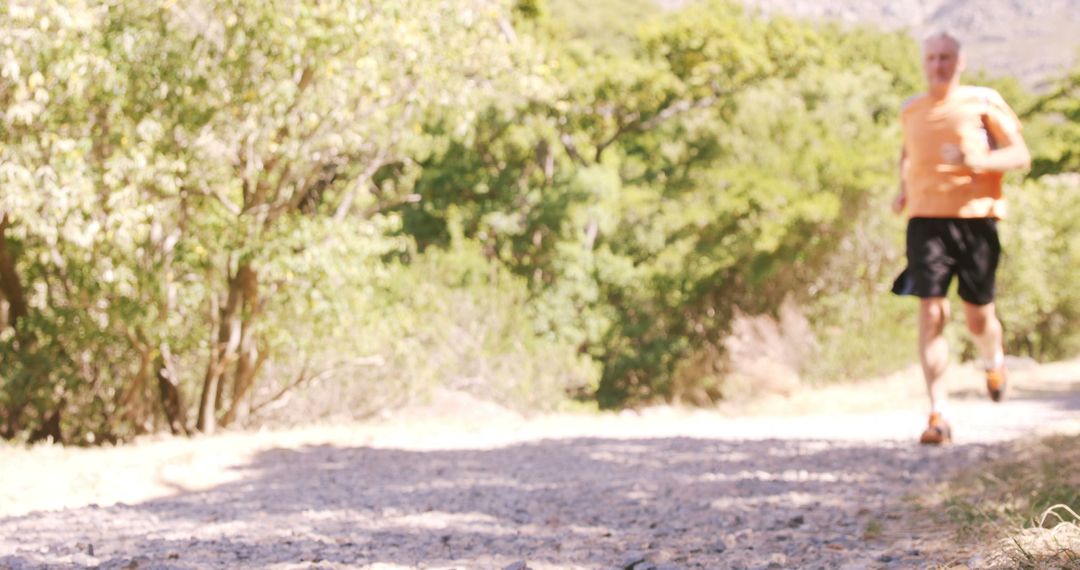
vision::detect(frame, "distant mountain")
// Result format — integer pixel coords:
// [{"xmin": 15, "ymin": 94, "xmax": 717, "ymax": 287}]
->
[
  {"xmin": 736, "ymin": 0, "xmax": 1080, "ymax": 88},
  {"xmin": 549, "ymin": 0, "xmax": 1079, "ymax": 88}
]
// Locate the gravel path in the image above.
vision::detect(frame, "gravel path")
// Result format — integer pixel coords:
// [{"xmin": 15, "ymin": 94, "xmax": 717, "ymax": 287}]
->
[{"xmin": 2, "ymin": 361, "xmax": 1079, "ymax": 569}]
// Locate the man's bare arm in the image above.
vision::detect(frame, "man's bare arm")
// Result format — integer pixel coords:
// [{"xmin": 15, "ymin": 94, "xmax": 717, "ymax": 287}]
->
[
  {"xmin": 971, "ymin": 125, "xmax": 1031, "ymax": 172},
  {"xmin": 892, "ymin": 147, "xmax": 908, "ymax": 215},
  {"xmin": 941, "ymin": 125, "xmax": 1031, "ymax": 173}
]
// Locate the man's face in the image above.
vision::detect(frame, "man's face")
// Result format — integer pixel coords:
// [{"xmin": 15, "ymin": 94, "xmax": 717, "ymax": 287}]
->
[{"xmin": 923, "ymin": 36, "xmax": 963, "ymax": 89}]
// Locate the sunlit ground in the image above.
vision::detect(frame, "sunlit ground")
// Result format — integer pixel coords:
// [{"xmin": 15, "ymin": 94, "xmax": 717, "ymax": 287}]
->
[{"xmin": 1, "ymin": 359, "xmax": 1078, "ymax": 568}]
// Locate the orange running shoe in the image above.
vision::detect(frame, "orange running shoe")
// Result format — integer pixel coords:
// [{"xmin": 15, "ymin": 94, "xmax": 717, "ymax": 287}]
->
[
  {"xmin": 920, "ymin": 412, "xmax": 952, "ymax": 445},
  {"xmin": 985, "ymin": 367, "xmax": 1007, "ymax": 402}
]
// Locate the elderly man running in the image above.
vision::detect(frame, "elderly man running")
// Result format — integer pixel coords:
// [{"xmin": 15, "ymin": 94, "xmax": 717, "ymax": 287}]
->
[{"xmin": 892, "ymin": 32, "xmax": 1031, "ymax": 444}]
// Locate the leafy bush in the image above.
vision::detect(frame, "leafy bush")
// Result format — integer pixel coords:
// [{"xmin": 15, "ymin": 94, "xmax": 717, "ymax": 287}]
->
[
  {"xmin": 251, "ymin": 233, "xmax": 599, "ymax": 425},
  {"xmin": 996, "ymin": 175, "xmax": 1080, "ymax": 360}
]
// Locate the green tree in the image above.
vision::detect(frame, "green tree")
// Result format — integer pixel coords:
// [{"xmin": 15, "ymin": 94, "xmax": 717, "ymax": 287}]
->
[
  {"xmin": 406, "ymin": 1, "xmax": 922, "ymax": 406},
  {"xmin": 0, "ymin": 0, "xmax": 539, "ymax": 442},
  {"xmin": 1026, "ymin": 63, "xmax": 1080, "ymax": 177}
]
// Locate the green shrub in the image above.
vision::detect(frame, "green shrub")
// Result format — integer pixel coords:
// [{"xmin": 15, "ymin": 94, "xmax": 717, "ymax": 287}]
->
[
  {"xmin": 251, "ymin": 235, "xmax": 599, "ymax": 425},
  {"xmin": 996, "ymin": 175, "xmax": 1080, "ymax": 360}
]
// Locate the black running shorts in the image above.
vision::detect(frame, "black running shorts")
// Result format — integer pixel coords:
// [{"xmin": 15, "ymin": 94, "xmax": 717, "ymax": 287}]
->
[{"xmin": 903, "ymin": 217, "xmax": 1001, "ymax": 305}]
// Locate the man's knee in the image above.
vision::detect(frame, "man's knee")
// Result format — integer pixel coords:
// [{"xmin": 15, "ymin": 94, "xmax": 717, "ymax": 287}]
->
[
  {"xmin": 964, "ymin": 302, "xmax": 996, "ymax": 336},
  {"xmin": 920, "ymin": 297, "xmax": 950, "ymax": 330}
]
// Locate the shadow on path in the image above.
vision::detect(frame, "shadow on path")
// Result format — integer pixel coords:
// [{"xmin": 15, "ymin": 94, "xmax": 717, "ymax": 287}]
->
[{"xmin": 0, "ymin": 434, "xmax": 1011, "ymax": 569}]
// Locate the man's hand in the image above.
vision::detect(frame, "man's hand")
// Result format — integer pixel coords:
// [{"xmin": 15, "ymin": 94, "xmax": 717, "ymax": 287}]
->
[{"xmin": 892, "ymin": 191, "xmax": 906, "ymax": 215}]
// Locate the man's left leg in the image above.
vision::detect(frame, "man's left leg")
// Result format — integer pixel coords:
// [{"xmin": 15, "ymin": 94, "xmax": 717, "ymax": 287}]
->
[
  {"xmin": 957, "ymin": 217, "xmax": 1005, "ymax": 401},
  {"xmin": 963, "ymin": 301, "xmax": 1006, "ymax": 401}
]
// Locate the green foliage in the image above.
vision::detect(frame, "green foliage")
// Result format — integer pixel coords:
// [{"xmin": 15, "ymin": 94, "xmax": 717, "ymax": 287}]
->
[
  {"xmin": 405, "ymin": 0, "xmax": 923, "ymax": 405},
  {"xmin": 0, "ymin": 0, "xmax": 538, "ymax": 442},
  {"xmin": 996, "ymin": 175, "xmax": 1080, "ymax": 360},
  {"xmin": 252, "ymin": 230, "xmax": 598, "ymax": 424},
  {"xmin": 374, "ymin": 234, "xmax": 598, "ymax": 412},
  {"xmin": 824, "ymin": 25, "xmax": 922, "ymax": 96},
  {"xmin": 541, "ymin": 0, "xmax": 661, "ymax": 55},
  {"xmin": 805, "ymin": 291, "xmax": 918, "ymax": 384},
  {"xmin": 1025, "ymin": 64, "xmax": 1080, "ymax": 177}
]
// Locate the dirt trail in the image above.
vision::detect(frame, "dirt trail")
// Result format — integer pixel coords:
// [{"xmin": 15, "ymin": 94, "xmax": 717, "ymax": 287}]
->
[{"xmin": 1, "ymin": 359, "xmax": 1079, "ymax": 569}]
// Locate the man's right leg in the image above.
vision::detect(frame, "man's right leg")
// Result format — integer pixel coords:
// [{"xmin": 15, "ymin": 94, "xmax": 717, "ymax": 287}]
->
[
  {"xmin": 919, "ymin": 296, "xmax": 952, "ymax": 443},
  {"xmin": 919, "ymin": 296, "xmax": 951, "ymax": 409},
  {"xmin": 906, "ymin": 218, "xmax": 954, "ymax": 443}
]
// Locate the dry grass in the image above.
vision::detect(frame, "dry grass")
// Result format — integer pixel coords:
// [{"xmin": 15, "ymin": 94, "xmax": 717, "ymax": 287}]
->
[
  {"xmin": 916, "ymin": 434, "xmax": 1080, "ymax": 569},
  {"xmin": 989, "ymin": 506, "xmax": 1080, "ymax": 569}
]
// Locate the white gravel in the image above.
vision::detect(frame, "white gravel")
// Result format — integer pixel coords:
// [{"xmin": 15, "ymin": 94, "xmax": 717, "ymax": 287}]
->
[{"xmin": 2, "ymin": 360, "xmax": 1079, "ymax": 569}]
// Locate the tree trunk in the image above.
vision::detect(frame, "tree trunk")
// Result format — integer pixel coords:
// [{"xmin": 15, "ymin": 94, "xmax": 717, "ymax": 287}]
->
[
  {"xmin": 27, "ymin": 403, "xmax": 63, "ymax": 444},
  {"xmin": 118, "ymin": 342, "xmax": 154, "ymax": 433},
  {"xmin": 197, "ymin": 289, "xmax": 232, "ymax": 434},
  {"xmin": 221, "ymin": 265, "xmax": 263, "ymax": 427},
  {"xmin": 584, "ymin": 218, "xmax": 599, "ymax": 251},
  {"xmin": 156, "ymin": 344, "xmax": 188, "ymax": 436},
  {"xmin": 196, "ymin": 262, "xmax": 252, "ymax": 434},
  {"xmin": 0, "ymin": 214, "xmax": 28, "ymax": 330},
  {"xmin": 1, "ymin": 213, "xmax": 32, "ymax": 439},
  {"xmin": 197, "ymin": 293, "xmax": 219, "ymax": 434},
  {"xmin": 220, "ymin": 335, "xmax": 266, "ymax": 427}
]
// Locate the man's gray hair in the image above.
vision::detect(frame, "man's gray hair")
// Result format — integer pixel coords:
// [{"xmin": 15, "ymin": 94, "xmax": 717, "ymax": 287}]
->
[{"xmin": 922, "ymin": 30, "xmax": 963, "ymax": 53}]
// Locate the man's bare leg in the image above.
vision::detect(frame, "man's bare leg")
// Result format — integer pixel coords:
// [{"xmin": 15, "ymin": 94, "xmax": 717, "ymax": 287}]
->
[
  {"xmin": 964, "ymin": 301, "xmax": 1006, "ymax": 400},
  {"xmin": 963, "ymin": 301, "xmax": 1004, "ymax": 366},
  {"xmin": 920, "ymin": 297, "xmax": 951, "ymax": 412}
]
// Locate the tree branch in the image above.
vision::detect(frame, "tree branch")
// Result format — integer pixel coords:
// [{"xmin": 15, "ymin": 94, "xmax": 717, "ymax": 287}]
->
[
  {"xmin": 559, "ymin": 132, "xmax": 588, "ymax": 166},
  {"xmin": 638, "ymin": 95, "xmax": 719, "ymax": 131},
  {"xmin": 248, "ymin": 356, "xmax": 385, "ymax": 416},
  {"xmin": 334, "ymin": 151, "xmax": 389, "ymax": 222}
]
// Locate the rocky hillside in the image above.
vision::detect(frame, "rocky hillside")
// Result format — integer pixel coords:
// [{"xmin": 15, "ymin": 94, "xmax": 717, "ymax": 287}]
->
[
  {"xmin": 738, "ymin": 0, "xmax": 1080, "ymax": 88},
  {"xmin": 556, "ymin": 1, "xmax": 1079, "ymax": 87}
]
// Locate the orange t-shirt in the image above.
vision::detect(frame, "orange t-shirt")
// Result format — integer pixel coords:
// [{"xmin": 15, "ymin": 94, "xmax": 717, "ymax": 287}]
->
[{"xmin": 900, "ymin": 86, "xmax": 1022, "ymax": 219}]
